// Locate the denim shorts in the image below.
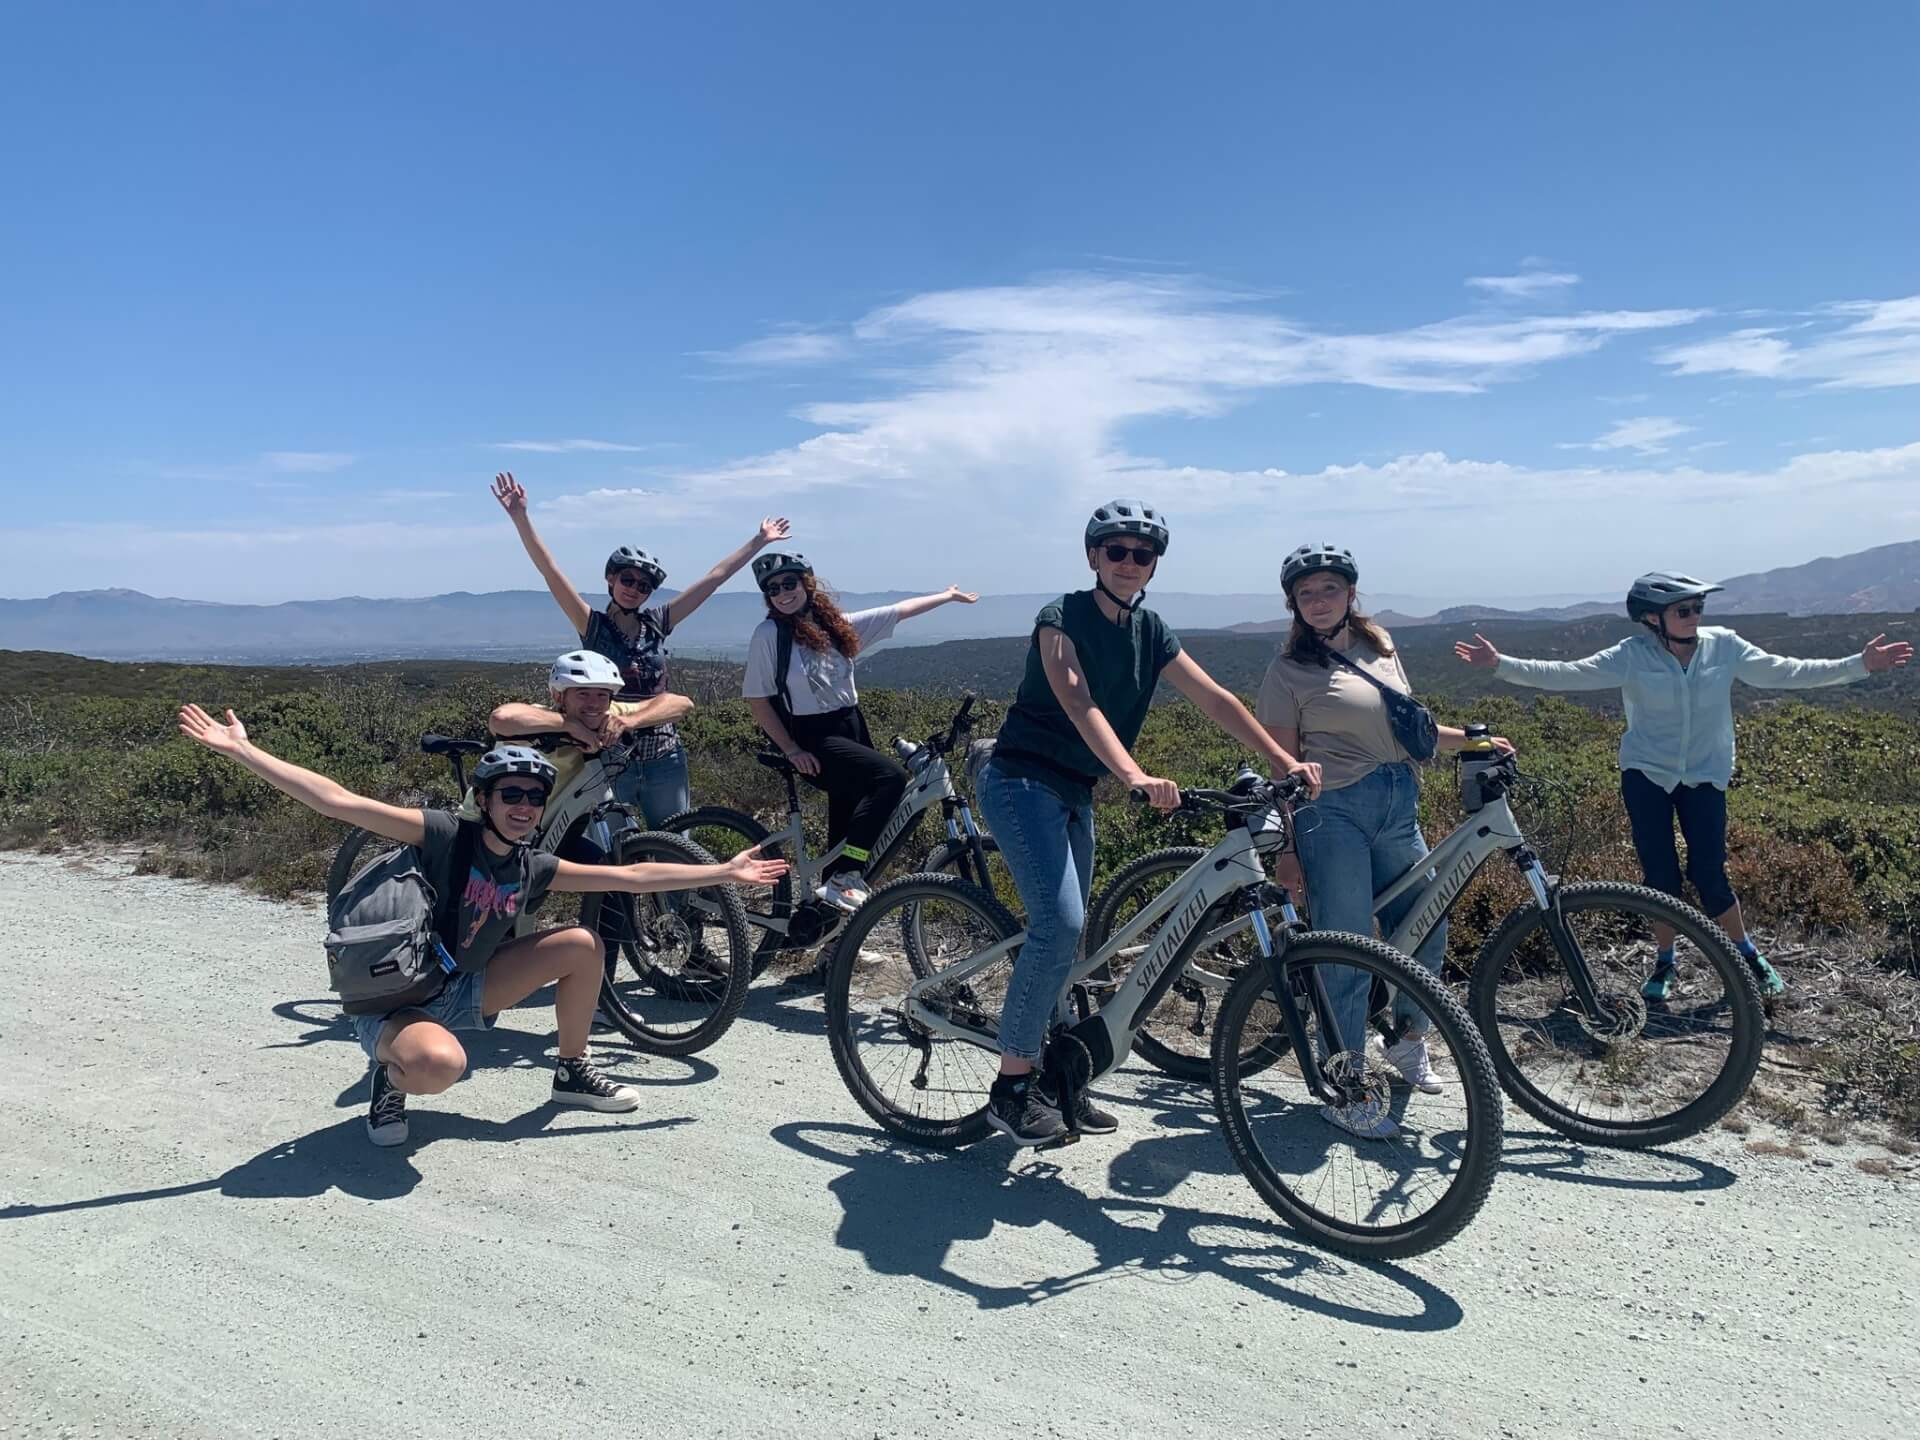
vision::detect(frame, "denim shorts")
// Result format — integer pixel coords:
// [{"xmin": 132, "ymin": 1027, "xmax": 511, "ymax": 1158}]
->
[{"xmin": 349, "ymin": 968, "xmax": 495, "ymax": 1061}]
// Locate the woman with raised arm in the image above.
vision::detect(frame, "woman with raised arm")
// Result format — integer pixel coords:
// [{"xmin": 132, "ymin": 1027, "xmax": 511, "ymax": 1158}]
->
[
  {"xmin": 742, "ymin": 553, "xmax": 977, "ymax": 913},
  {"xmin": 1457, "ymin": 571, "xmax": 1910, "ymax": 999},
  {"xmin": 976, "ymin": 502, "xmax": 1322, "ymax": 1147},
  {"xmin": 1258, "ymin": 544, "xmax": 1513, "ymax": 1140},
  {"xmin": 491, "ymin": 471, "xmax": 791, "ymax": 825},
  {"xmin": 178, "ymin": 704, "xmax": 785, "ymax": 1149}
]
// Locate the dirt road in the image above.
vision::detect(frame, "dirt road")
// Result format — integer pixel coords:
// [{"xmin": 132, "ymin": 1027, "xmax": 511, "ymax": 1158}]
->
[{"xmin": 2, "ymin": 851, "xmax": 1913, "ymax": 1438}]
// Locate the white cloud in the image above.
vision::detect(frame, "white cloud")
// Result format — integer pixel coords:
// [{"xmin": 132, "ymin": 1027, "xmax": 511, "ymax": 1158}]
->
[
  {"xmin": 491, "ymin": 438, "xmax": 656, "ymax": 454},
  {"xmin": 702, "ymin": 330, "xmax": 848, "ymax": 366},
  {"xmin": 1559, "ymin": 416, "xmax": 1696, "ymax": 456},
  {"xmin": 1656, "ymin": 296, "xmax": 1920, "ymax": 389},
  {"xmin": 1466, "ymin": 270, "xmax": 1581, "ymax": 299},
  {"xmin": 263, "ymin": 451, "xmax": 355, "ymax": 473}
]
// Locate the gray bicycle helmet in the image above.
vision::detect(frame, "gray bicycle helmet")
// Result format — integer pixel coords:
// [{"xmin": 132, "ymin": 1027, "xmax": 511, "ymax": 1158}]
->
[
  {"xmin": 1281, "ymin": 543, "xmax": 1359, "ymax": 592},
  {"xmin": 547, "ymin": 649, "xmax": 623, "ymax": 694},
  {"xmin": 604, "ymin": 545, "xmax": 666, "ymax": 586},
  {"xmin": 752, "ymin": 551, "xmax": 813, "ymax": 588},
  {"xmin": 1085, "ymin": 499, "xmax": 1169, "ymax": 554},
  {"xmin": 1627, "ymin": 571, "xmax": 1723, "ymax": 620},
  {"xmin": 472, "ymin": 744, "xmax": 557, "ymax": 790}
]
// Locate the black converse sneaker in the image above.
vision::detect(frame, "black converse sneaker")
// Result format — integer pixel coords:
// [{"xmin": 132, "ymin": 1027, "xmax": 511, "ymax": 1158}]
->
[
  {"xmin": 552, "ymin": 1055, "xmax": 641, "ymax": 1112},
  {"xmin": 366, "ymin": 1063, "xmax": 409, "ymax": 1147},
  {"xmin": 985, "ymin": 1073, "xmax": 1067, "ymax": 1146}
]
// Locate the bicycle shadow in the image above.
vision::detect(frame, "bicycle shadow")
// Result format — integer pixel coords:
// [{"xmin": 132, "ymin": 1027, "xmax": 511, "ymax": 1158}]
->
[
  {"xmin": 772, "ymin": 1120, "xmax": 1464, "ymax": 1332},
  {"xmin": 737, "ymin": 974, "xmax": 831, "ymax": 1039},
  {"xmin": 1494, "ymin": 1128, "xmax": 1737, "ymax": 1193},
  {"xmin": 265, "ymin": 998, "xmax": 719, "ymax": 1110},
  {"xmin": 0, "ymin": 1108, "xmax": 691, "ymax": 1222}
]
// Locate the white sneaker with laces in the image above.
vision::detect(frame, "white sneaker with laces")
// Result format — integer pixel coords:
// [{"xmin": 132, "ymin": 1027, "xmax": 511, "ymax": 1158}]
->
[
  {"xmin": 1384, "ymin": 1034, "xmax": 1446, "ymax": 1094},
  {"xmin": 1321, "ymin": 1100, "xmax": 1400, "ymax": 1140},
  {"xmin": 814, "ymin": 873, "xmax": 870, "ymax": 913}
]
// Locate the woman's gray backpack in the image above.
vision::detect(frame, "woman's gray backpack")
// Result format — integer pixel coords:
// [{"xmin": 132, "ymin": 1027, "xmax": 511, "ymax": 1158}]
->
[{"xmin": 322, "ymin": 821, "xmax": 478, "ymax": 1015}]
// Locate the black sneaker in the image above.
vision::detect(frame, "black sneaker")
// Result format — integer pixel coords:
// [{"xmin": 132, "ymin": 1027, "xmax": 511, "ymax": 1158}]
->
[
  {"xmin": 552, "ymin": 1055, "xmax": 641, "ymax": 1112},
  {"xmin": 1039, "ymin": 1083, "xmax": 1120, "ymax": 1136},
  {"xmin": 985, "ymin": 1074, "xmax": 1067, "ymax": 1146},
  {"xmin": 366, "ymin": 1064, "xmax": 409, "ymax": 1147}
]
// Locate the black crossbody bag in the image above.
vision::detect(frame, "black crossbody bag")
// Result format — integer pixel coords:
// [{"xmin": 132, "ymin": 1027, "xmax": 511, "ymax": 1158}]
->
[{"xmin": 1325, "ymin": 648, "xmax": 1439, "ymax": 761}]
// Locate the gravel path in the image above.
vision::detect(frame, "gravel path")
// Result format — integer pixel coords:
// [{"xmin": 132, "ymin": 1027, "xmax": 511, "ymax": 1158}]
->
[{"xmin": 2, "ymin": 850, "xmax": 1914, "ymax": 1438}]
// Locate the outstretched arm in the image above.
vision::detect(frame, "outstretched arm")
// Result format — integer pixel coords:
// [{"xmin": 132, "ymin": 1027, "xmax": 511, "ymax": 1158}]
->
[
  {"xmin": 549, "ymin": 845, "xmax": 788, "ymax": 894},
  {"xmin": 894, "ymin": 586, "xmax": 979, "ymax": 622},
  {"xmin": 664, "ymin": 517, "xmax": 792, "ymax": 630},
  {"xmin": 1162, "ymin": 651, "xmax": 1322, "ymax": 795},
  {"xmin": 1731, "ymin": 633, "xmax": 1906, "ymax": 688},
  {"xmin": 1469, "ymin": 635, "xmax": 1632, "ymax": 692},
  {"xmin": 491, "ymin": 472, "xmax": 594, "ymax": 635},
  {"xmin": 176, "ymin": 706, "xmax": 425, "ymax": 845}
]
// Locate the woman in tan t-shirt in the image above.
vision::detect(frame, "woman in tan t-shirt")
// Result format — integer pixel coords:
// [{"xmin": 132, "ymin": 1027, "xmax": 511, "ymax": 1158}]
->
[{"xmin": 1257, "ymin": 544, "xmax": 1510, "ymax": 1139}]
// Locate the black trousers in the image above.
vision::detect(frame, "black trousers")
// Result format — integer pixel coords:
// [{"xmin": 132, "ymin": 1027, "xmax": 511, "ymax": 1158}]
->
[
  {"xmin": 786, "ymin": 706, "xmax": 908, "ymax": 877},
  {"xmin": 1619, "ymin": 767, "xmax": 1737, "ymax": 918}
]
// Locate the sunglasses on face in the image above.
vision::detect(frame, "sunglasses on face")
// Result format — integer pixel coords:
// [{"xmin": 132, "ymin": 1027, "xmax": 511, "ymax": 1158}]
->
[
  {"xmin": 492, "ymin": 786, "xmax": 550, "ymax": 808},
  {"xmin": 1102, "ymin": 543, "xmax": 1161, "ymax": 566},
  {"xmin": 1671, "ymin": 603, "xmax": 1706, "ymax": 619},
  {"xmin": 614, "ymin": 572, "xmax": 654, "ymax": 591},
  {"xmin": 763, "ymin": 576, "xmax": 805, "ymax": 596}
]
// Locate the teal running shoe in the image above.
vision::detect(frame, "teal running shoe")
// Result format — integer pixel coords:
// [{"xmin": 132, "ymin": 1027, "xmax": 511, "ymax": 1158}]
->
[
  {"xmin": 1641, "ymin": 960, "xmax": 1678, "ymax": 1002},
  {"xmin": 1745, "ymin": 952, "xmax": 1786, "ymax": 997}
]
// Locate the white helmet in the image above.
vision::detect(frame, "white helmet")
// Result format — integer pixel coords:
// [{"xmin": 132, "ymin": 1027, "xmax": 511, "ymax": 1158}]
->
[{"xmin": 548, "ymin": 649, "xmax": 623, "ymax": 694}]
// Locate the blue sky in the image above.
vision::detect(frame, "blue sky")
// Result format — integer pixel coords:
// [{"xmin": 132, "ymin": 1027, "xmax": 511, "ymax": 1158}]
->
[{"xmin": 3, "ymin": 2, "xmax": 1916, "ymax": 606}]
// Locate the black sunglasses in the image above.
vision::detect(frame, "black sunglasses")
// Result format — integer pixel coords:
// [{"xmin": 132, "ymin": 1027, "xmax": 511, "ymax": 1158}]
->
[
  {"xmin": 763, "ymin": 576, "xmax": 805, "ymax": 596},
  {"xmin": 1671, "ymin": 603, "xmax": 1706, "ymax": 619},
  {"xmin": 492, "ymin": 785, "xmax": 550, "ymax": 807},
  {"xmin": 1102, "ymin": 543, "xmax": 1161, "ymax": 566},
  {"xmin": 614, "ymin": 572, "xmax": 654, "ymax": 591}
]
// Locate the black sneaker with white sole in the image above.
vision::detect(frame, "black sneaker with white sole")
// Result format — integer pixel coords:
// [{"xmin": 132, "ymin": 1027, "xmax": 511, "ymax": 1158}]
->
[
  {"xmin": 985, "ymin": 1074, "xmax": 1067, "ymax": 1146},
  {"xmin": 551, "ymin": 1055, "xmax": 641, "ymax": 1112},
  {"xmin": 1039, "ymin": 1082, "xmax": 1120, "ymax": 1135},
  {"xmin": 366, "ymin": 1063, "xmax": 409, "ymax": 1147}
]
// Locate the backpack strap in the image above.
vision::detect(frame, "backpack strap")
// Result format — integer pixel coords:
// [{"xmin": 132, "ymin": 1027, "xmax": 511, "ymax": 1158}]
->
[
  {"xmin": 434, "ymin": 818, "xmax": 481, "ymax": 953},
  {"xmin": 1323, "ymin": 645, "xmax": 1408, "ymax": 699},
  {"xmin": 773, "ymin": 621, "xmax": 796, "ymax": 724}
]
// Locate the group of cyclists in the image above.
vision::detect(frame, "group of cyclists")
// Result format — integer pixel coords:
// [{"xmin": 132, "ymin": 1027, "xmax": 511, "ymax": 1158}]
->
[{"xmin": 178, "ymin": 473, "xmax": 1912, "ymax": 1150}]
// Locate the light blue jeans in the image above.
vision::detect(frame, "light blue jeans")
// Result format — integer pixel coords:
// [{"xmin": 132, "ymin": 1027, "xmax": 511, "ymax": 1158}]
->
[
  {"xmin": 974, "ymin": 761, "xmax": 1095, "ymax": 1063},
  {"xmin": 614, "ymin": 745, "xmax": 692, "ymax": 828},
  {"xmin": 1294, "ymin": 761, "xmax": 1445, "ymax": 1056}
]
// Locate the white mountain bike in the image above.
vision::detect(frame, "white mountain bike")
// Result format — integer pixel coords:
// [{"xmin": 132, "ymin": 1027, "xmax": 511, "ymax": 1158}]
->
[
  {"xmin": 822, "ymin": 770, "xmax": 1504, "ymax": 1260},
  {"xmin": 325, "ymin": 731, "xmax": 753, "ymax": 1056}
]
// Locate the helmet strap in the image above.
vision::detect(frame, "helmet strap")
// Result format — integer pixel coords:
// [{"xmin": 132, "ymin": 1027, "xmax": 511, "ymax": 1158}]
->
[
  {"xmin": 1094, "ymin": 577, "xmax": 1143, "ymax": 623},
  {"xmin": 477, "ymin": 786, "xmax": 533, "ymax": 851}
]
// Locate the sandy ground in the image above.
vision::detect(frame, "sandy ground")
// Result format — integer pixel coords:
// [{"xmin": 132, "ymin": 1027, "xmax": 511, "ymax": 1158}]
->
[{"xmin": 2, "ymin": 850, "xmax": 1915, "ymax": 1439}]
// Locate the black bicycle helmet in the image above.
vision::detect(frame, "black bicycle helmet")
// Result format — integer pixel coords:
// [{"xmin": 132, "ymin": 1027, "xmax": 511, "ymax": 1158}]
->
[
  {"xmin": 1626, "ymin": 571, "xmax": 1724, "ymax": 621},
  {"xmin": 472, "ymin": 744, "xmax": 558, "ymax": 790},
  {"xmin": 604, "ymin": 546, "xmax": 666, "ymax": 587},
  {"xmin": 1281, "ymin": 543, "xmax": 1359, "ymax": 592},
  {"xmin": 752, "ymin": 551, "xmax": 814, "ymax": 588},
  {"xmin": 1085, "ymin": 500, "xmax": 1169, "ymax": 554}
]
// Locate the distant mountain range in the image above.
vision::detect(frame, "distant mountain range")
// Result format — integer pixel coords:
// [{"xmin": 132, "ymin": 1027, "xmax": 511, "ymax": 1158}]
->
[{"xmin": 2, "ymin": 538, "xmax": 1913, "ymax": 663}]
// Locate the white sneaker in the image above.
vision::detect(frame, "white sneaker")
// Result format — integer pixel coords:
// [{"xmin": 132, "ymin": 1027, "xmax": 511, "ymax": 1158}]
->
[
  {"xmin": 814, "ymin": 873, "xmax": 870, "ymax": 912},
  {"xmin": 1384, "ymin": 1034, "xmax": 1446, "ymax": 1094},
  {"xmin": 1321, "ymin": 1100, "xmax": 1400, "ymax": 1141}
]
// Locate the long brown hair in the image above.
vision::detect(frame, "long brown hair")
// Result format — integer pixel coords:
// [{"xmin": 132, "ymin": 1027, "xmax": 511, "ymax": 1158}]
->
[
  {"xmin": 1283, "ymin": 588, "xmax": 1395, "ymax": 667},
  {"xmin": 767, "ymin": 575, "xmax": 862, "ymax": 657}
]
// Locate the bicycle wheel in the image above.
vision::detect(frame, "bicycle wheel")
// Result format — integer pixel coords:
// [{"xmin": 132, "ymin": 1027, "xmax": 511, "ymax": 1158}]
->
[
  {"xmin": 664, "ymin": 805, "xmax": 792, "ymax": 978},
  {"xmin": 1083, "ymin": 847, "xmax": 1289, "ymax": 1083},
  {"xmin": 824, "ymin": 872, "xmax": 1019, "ymax": 1147},
  {"xmin": 1470, "ymin": 881, "xmax": 1764, "ymax": 1148},
  {"xmin": 581, "ymin": 830, "xmax": 752, "ymax": 1056},
  {"xmin": 1211, "ymin": 932, "xmax": 1502, "ymax": 1260}
]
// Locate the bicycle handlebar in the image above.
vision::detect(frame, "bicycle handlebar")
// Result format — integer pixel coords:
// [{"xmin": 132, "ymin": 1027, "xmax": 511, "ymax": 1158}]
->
[{"xmin": 1128, "ymin": 770, "xmax": 1311, "ymax": 814}]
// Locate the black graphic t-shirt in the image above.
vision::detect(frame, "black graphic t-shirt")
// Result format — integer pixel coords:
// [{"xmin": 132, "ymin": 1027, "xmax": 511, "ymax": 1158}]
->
[{"xmin": 418, "ymin": 810, "xmax": 559, "ymax": 975}]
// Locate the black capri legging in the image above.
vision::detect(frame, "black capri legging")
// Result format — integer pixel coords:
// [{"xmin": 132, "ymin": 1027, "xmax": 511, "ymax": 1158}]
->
[
  {"xmin": 1619, "ymin": 767, "xmax": 1737, "ymax": 918},
  {"xmin": 786, "ymin": 705, "xmax": 908, "ymax": 878}
]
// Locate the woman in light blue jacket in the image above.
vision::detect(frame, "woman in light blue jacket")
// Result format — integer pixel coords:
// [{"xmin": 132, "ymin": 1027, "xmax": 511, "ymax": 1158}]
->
[{"xmin": 1456, "ymin": 571, "xmax": 1910, "ymax": 998}]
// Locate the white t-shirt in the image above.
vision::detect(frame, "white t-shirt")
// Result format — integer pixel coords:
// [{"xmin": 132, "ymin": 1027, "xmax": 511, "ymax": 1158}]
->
[{"xmin": 741, "ymin": 606, "xmax": 901, "ymax": 716}]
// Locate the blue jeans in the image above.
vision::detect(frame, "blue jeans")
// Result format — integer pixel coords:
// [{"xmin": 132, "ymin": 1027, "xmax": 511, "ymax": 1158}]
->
[
  {"xmin": 1294, "ymin": 762, "xmax": 1444, "ymax": 1055},
  {"xmin": 975, "ymin": 761, "xmax": 1095, "ymax": 1063},
  {"xmin": 614, "ymin": 745, "xmax": 691, "ymax": 828}
]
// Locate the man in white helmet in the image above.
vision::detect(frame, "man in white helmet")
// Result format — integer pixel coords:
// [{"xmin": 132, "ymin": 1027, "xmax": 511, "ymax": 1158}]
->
[{"xmin": 488, "ymin": 649, "xmax": 694, "ymax": 799}]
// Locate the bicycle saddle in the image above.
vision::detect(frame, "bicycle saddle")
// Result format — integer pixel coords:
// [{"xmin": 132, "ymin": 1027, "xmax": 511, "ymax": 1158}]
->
[
  {"xmin": 419, "ymin": 733, "xmax": 489, "ymax": 757},
  {"xmin": 754, "ymin": 750, "xmax": 797, "ymax": 774}
]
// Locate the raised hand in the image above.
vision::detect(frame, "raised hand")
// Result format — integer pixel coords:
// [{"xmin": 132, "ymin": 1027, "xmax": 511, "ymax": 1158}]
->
[
  {"xmin": 757, "ymin": 517, "xmax": 792, "ymax": 546},
  {"xmin": 491, "ymin": 472, "xmax": 529, "ymax": 520},
  {"xmin": 1863, "ymin": 634, "xmax": 1914, "ymax": 673},
  {"xmin": 178, "ymin": 704, "xmax": 251, "ymax": 759},
  {"xmin": 723, "ymin": 844, "xmax": 790, "ymax": 886},
  {"xmin": 944, "ymin": 586, "xmax": 980, "ymax": 605},
  {"xmin": 1454, "ymin": 632, "xmax": 1500, "ymax": 668}
]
